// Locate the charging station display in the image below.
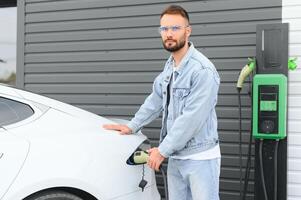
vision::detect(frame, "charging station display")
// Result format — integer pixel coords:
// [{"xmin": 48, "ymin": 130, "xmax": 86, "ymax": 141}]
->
[{"xmin": 259, "ymin": 85, "xmax": 279, "ymax": 134}]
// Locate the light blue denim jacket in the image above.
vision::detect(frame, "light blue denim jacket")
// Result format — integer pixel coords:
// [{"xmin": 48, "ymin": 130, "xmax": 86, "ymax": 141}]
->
[{"xmin": 127, "ymin": 43, "xmax": 220, "ymax": 158}]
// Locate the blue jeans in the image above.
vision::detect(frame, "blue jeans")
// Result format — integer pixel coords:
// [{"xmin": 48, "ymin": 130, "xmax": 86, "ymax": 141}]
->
[{"xmin": 167, "ymin": 158, "xmax": 221, "ymax": 200}]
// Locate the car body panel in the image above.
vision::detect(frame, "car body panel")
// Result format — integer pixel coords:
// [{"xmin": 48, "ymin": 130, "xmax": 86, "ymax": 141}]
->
[
  {"xmin": 0, "ymin": 85, "xmax": 160, "ymax": 200},
  {"xmin": 0, "ymin": 128, "xmax": 30, "ymax": 199},
  {"xmin": 0, "ymin": 85, "xmax": 23, "ymax": 99}
]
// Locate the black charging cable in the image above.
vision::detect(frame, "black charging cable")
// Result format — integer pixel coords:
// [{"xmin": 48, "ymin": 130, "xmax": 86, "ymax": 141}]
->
[
  {"xmin": 257, "ymin": 129, "xmax": 279, "ymax": 200},
  {"xmin": 242, "ymin": 77, "xmax": 253, "ymax": 200},
  {"xmin": 274, "ymin": 140, "xmax": 279, "ymax": 200},
  {"xmin": 259, "ymin": 139, "xmax": 269, "ymax": 200},
  {"xmin": 160, "ymin": 166, "xmax": 169, "ymax": 200},
  {"xmin": 237, "ymin": 88, "xmax": 243, "ymax": 199},
  {"xmin": 238, "ymin": 71, "xmax": 255, "ymax": 200},
  {"xmin": 242, "ymin": 123, "xmax": 253, "ymax": 200},
  {"xmin": 259, "ymin": 139, "xmax": 279, "ymax": 200}
]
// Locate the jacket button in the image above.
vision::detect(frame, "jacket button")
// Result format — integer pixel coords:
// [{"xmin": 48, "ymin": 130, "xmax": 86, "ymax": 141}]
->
[{"xmin": 163, "ymin": 91, "xmax": 166, "ymax": 95}]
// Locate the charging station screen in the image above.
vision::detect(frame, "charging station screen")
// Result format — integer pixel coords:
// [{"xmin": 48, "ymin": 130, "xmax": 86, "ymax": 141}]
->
[{"xmin": 260, "ymin": 93, "xmax": 277, "ymax": 111}]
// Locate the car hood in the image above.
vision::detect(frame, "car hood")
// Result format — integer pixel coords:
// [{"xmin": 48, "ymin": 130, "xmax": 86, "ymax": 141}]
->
[{"xmin": 2, "ymin": 84, "xmax": 147, "ymax": 157}]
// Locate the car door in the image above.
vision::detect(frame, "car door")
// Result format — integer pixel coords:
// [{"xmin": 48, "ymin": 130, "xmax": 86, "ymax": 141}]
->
[
  {"xmin": 0, "ymin": 127, "xmax": 29, "ymax": 199},
  {"xmin": 0, "ymin": 96, "xmax": 32, "ymax": 199}
]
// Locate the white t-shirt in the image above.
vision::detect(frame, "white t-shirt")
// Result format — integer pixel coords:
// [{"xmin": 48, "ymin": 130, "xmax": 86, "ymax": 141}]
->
[{"xmin": 171, "ymin": 144, "xmax": 221, "ymax": 160}]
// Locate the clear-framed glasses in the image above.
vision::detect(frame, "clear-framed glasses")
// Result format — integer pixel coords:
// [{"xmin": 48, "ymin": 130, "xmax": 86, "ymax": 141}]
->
[{"xmin": 158, "ymin": 25, "xmax": 190, "ymax": 34}]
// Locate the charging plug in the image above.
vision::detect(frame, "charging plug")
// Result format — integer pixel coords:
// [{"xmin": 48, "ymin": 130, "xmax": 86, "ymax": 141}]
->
[{"xmin": 133, "ymin": 150, "xmax": 149, "ymax": 164}]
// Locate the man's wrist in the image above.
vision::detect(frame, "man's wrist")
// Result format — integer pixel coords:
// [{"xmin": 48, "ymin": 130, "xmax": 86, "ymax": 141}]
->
[
  {"xmin": 158, "ymin": 149, "xmax": 166, "ymax": 159},
  {"xmin": 158, "ymin": 145, "xmax": 170, "ymax": 158},
  {"xmin": 126, "ymin": 121, "xmax": 139, "ymax": 133}
]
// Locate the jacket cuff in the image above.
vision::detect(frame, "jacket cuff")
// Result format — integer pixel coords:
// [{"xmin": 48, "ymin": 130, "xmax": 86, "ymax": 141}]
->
[
  {"xmin": 158, "ymin": 143, "xmax": 173, "ymax": 158},
  {"xmin": 127, "ymin": 121, "xmax": 140, "ymax": 134}
]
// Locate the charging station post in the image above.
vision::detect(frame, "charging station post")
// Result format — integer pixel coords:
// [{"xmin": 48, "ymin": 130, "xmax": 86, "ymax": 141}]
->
[{"xmin": 253, "ymin": 23, "xmax": 288, "ymax": 200}]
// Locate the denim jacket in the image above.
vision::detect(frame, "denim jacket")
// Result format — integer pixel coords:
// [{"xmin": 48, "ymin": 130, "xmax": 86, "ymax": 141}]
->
[{"xmin": 127, "ymin": 43, "xmax": 220, "ymax": 158}]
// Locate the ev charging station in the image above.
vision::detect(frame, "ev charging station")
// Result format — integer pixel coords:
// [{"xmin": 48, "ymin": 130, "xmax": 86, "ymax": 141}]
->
[
  {"xmin": 253, "ymin": 23, "xmax": 288, "ymax": 200},
  {"xmin": 238, "ymin": 23, "xmax": 290, "ymax": 200}
]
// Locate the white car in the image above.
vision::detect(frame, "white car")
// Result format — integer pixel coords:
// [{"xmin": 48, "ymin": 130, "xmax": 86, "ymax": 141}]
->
[{"xmin": 0, "ymin": 84, "xmax": 161, "ymax": 200}]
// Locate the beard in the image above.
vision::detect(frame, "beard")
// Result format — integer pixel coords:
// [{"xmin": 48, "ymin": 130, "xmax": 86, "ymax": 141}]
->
[{"xmin": 162, "ymin": 37, "xmax": 186, "ymax": 52}]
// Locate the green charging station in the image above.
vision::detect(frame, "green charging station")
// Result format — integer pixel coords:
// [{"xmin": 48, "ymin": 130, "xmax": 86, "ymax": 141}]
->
[{"xmin": 252, "ymin": 74, "xmax": 287, "ymax": 139}]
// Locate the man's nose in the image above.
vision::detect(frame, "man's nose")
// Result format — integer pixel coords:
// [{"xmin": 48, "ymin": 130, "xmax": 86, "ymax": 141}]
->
[
  {"xmin": 166, "ymin": 35, "xmax": 173, "ymax": 40},
  {"xmin": 166, "ymin": 29, "xmax": 174, "ymax": 37}
]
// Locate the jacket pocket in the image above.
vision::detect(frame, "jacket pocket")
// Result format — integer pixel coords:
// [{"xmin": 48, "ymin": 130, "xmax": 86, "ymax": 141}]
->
[
  {"xmin": 173, "ymin": 88, "xmax": 190, "ymax": 116},
  {"xmin": 173, "ymin": 88, "xmax": 190, "ymax": 99}
]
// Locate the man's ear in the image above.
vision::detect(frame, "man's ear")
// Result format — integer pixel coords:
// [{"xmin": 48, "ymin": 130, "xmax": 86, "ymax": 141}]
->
[{"xmin": 186, "ymin": 26, "xmax": 192, "ymax": 37}]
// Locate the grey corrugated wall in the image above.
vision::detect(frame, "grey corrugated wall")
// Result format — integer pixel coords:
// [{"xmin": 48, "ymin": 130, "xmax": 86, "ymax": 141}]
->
[{"xmin": 17, "ymin": 0, "xmax": 281, "ymax": 199}]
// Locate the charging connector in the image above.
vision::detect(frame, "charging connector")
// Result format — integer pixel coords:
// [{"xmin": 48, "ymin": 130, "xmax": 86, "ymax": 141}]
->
[{"xmin": 128, "ymin": 150, "xmax": 169, "ymax": 200}]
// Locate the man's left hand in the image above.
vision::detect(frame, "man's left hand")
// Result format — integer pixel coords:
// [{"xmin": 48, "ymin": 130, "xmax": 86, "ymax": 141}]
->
[{"xmin": 147, "ymin": 147, "xmax": 165, "ymax": 171}]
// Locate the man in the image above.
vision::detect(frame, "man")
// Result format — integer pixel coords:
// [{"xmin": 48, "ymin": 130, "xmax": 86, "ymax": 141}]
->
[{"xmin": 103, "ymin": 5, "xmax": 220, "ymax": 200}]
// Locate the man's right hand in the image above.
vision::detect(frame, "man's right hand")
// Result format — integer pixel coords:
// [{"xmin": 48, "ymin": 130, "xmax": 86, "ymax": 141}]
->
[{"xmin": 102, "ymin": 124, "xmax": 132, "ymax": 135}]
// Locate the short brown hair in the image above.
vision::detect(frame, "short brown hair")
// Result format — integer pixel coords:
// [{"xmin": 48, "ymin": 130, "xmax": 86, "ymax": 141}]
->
[{"xmin": 160, "ymin": 5, "xmax": 190, "ymax": 23}]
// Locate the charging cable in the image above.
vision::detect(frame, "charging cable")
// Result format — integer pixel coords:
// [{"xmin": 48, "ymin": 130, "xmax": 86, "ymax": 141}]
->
[
  {"xmin": 237, "ymin": 86, "xmax": 254, "ymax": 200},
  {"xmin": 160, "ymin": 166, "xmax": 168, "ymax": 200},
  {"xmin": 259, "ymin": 139, "xmax": 269, "ymax": 200},
  {"xmin": 131, "ymin": 150, "xmax": 169, "ymax": 200},
  {"xmin": 237, "ymin": 88, "xmax": 243, "ymax": 199},
  {"xmin": 237, "ymin": 58, "xmax": 255, "ymax": 200},
  {"xmin": 274, "ymin": 140, "xmax": 279, "ymax": 200}
]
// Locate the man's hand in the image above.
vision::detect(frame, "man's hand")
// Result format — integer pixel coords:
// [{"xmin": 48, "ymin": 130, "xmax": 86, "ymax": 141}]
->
[
  {"xmin": 147, "ymin": 147, "xmax": 165, "ymax": 171},
  {"xmin": 102, "ymin": 124, "xmax": 132, "ymax": 135}
]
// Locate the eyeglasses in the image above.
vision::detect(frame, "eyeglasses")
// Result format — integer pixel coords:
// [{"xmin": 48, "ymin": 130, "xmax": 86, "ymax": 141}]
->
[{"xmin": 158, "ymin": 25, "xmax": 190, "ymax": 34}]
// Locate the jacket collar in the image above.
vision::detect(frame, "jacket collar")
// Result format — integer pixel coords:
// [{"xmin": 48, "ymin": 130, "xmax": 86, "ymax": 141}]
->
[{"xmin": 166, "ymin": 42, "xmax": 195, "ymax": 76}]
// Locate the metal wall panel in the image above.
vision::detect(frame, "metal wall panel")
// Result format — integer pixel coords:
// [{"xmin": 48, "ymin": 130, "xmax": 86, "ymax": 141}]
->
[{"xmin": 17, "ymin": 0, "xmax": 282, "ymax": 199}]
